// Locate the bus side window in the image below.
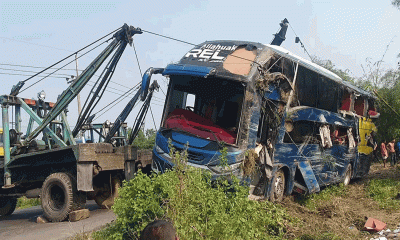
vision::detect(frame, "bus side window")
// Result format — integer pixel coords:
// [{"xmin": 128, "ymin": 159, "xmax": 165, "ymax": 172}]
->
[
  {"xmin": 331, "ymin": 127, "xmax": 347, "ymax": 145},
  {"xmin": 284, "ymin": 121, "xmax": 316, "ymax": 144}
]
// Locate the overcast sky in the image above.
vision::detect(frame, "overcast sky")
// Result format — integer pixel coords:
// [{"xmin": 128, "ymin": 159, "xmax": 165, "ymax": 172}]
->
[{"xmin": 0, "ymin": 0, "xmax": 399, "ymax": 133}]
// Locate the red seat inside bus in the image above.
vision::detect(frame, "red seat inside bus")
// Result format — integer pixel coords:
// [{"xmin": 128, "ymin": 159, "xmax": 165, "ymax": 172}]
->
[{"xmin": 164, "ymin": 109, "xmax": 236, "ymax": 144}]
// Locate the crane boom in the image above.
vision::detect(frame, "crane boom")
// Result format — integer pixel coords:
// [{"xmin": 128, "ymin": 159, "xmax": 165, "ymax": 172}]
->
[{"xmin": 23, "ymin": 24, "xmax": 142, "ymax": 145}]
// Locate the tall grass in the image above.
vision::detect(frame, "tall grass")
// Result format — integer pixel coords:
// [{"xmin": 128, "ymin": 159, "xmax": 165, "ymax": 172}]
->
[
  {"xmin": 366, "ymin": 178, "xmax": 400, "ymax": 210},
  {"xmin": 16, "ymin": 197, "xmax": 41, "ymax": 210}
]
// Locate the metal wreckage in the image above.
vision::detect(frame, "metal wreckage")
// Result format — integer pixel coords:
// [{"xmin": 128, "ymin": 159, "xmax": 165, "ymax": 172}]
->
[
  {"xmin": 0, "ymin": 19, "xmax": 379, "ymax": 222},
  {"xmin": 150, "ymin": 19, "xmax": 379, "ymax": 201}
]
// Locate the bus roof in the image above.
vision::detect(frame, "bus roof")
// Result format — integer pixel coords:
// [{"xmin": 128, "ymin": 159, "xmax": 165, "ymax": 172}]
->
[{"xmin": 265, "ymin": 44, "xmax": 374, "ymax": 98}]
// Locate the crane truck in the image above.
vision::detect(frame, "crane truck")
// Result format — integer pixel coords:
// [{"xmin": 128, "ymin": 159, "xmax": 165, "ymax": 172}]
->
[{"xmin": 0, "ymin": 23, "xmax": 158, "ymax": 222}]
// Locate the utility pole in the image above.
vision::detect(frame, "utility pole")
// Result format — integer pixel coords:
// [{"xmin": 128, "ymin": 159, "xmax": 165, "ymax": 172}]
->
[{"xmin": 75, "ymin": 53, "xmax": 82, "ymax": 115}]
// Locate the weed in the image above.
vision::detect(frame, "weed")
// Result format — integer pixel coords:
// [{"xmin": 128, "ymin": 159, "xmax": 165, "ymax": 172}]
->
[
  {"xmin": 16, "ymin": 197, "xmax": 41, "ymax": 210},
  {"xmin": 366, "ymin": 178, "xmax": 400, "ymax": 210},
  {"xmin": 295, "ymin": 184, "xmax": 347, "ymax": 211}
]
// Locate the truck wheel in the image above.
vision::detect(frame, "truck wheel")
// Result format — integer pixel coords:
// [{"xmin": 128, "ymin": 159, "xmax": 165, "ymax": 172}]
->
[
  {"xmin": 41, "ymin": 172, "xmax": 86, "ymax": 222},
  {"xmin": 343, "ymin": 164, "xmax": 352, "ymax": 186},
  {"xmin": 0, "ymin": 197, "xmax": 17, "ymax": 216},
  {"xmin": 270, "ymin": 169, "xmax": 285, "ymax": 202},
  {"xmin": 94, "ymin": 176, "xmax": 120, "ymax": 209}
]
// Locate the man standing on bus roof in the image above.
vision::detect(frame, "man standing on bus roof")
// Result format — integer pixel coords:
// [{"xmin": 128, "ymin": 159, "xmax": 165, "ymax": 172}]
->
[
  {"xmin": 381, "ymin": 140, "xmax": 389, "ymax": 168},
  {"xmin": 387, "ymin": 139, "xmax": 396, "ymax": 166}
]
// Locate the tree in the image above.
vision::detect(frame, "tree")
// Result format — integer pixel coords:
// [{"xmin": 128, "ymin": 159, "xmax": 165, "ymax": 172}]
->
[
  {"xmin": 128, "ymin": 128, "xmax": 156, "ymax": 149},
  {"xmin": 312, "ymin": 56, "xmax": 356, "ymax": 84},
  {"xmin": 360, "ymin": 59, "xmax": 400, "ymax": 141},
  {"xmin": 393, "ymin": 0, "xmax": 400, "ymax": 9},
  {"xmin": 312, "ymin": 56, "xmax": 400, "ymax": 141}
]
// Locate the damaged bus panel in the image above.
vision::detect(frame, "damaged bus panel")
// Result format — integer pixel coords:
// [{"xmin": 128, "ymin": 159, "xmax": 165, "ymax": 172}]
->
[{"xmin": 151, "ymin": 40, "xmax": 378, "ymax": 201}]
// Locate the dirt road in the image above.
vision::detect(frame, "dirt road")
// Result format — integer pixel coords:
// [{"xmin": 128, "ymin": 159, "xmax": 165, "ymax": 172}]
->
[
  {"xmin": 0, "ymin": 200, "xmax": 115, "ymax": 240},
  {"xmin": 283, "ymin": 163, "xmax": 400, "ymax": 239}
]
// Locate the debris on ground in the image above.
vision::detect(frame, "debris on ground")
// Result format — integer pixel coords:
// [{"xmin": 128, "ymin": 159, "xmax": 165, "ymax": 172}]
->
[
  {"xmin": 369, "ymin": 223, "xmax": 400, "ymax": 239},
  {"xmin": 36, "ymin": 215, "xmax": 49, "ymax": 224},
  {"xmin": 364, "ymin": 217, "xmax": 387, "ymax": 232}
]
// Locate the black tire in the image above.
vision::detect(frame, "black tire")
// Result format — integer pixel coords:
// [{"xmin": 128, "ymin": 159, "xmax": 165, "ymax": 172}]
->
[
  {"xmin": 343, "ymin": 164, "xmax": 352, "ymax": 186},
  {"xmin": 270, "ymin": 169, "xmax": 285, "ymax": 202},
  {"xmin": 0, "ymin": 197, "xmax": 17, "ymax": 216},
  {"xmin": 41, "ymin": 172, "xmax": 86, "ymax": 222},
  {"xmin": 94, "ymin": 176, "xmax": 121, "ymax": 209}
]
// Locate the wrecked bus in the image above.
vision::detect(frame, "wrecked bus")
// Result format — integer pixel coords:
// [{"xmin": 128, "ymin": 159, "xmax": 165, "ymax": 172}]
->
[{"xmin": 150, "ymin": 40, "xmax": 378, "ymax": 201}]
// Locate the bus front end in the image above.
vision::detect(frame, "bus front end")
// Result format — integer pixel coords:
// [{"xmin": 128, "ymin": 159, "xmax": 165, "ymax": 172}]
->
[{"xmin": 152, "ymin": 40, "xmax": 266, "ymax": 178}]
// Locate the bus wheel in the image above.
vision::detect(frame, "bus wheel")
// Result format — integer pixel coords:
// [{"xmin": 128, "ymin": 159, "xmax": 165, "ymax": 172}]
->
[
  {"xmin": 94, "ymin": 176, "xmax": 121, "ymax": 209},
  {"xmin": 0, "ymin": 197, "xmax": 17, "ymax": 216},
  {"xmin": 270, "ymin": 169, "xmax": 285, "ymax": 202},
  {"xmin": 41, "ymin": 172, "xmax": 86, "ymax": 222},
  {"xmin": 343, "ymin": 164, "xmax": 352, "ymax": 186}
]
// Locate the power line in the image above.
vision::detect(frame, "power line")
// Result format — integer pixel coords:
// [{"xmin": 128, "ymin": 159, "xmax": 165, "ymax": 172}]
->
[
  {"xmin": 0, "ymin": 72, "xmax": 67, "ymax": 79},
  {"xmin": 19, "ymin": 27, "xmax": 121, "ymax": 84},
  {"xmin": 0, "ymin": 63, "xmax": 133, "ymax": 90},
  {"xmin": 0, "ymin": 63, "xmax": 83, "ymax": 71},
  {"xmin": 0, "ymin": 67, "xmax": 73, "ymax": 77},
  {"xmin": 0, "ymin": 36, "xmax": 74, "ymax": 52},
  {"xmin": 20, "ymin": 39, "xmax": 109, "ymax": 93},
  {"xmin": 92, "ymin": 83, "xmax": 140, "ymax": 120}
]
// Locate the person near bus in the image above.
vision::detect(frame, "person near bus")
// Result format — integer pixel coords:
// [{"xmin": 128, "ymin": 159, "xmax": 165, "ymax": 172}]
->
[
  {"xmin": 381, "ymin": 140, "xmax": 389, "ymax": 168},
  {"xmin": 387, "ymin": 139, "xmax": 396, "ymax": 166}
]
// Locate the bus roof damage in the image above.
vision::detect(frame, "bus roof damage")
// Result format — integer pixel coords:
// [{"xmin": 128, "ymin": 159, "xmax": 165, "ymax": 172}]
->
[{"xmin": 153, "ymin": 20, "xmax": 378, "ymax": 201}]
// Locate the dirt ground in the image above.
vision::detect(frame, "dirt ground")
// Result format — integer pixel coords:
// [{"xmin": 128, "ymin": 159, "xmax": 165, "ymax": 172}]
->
[{"xmin": 281, "ymin": 163, "xmax": 400, "ymax": 240}]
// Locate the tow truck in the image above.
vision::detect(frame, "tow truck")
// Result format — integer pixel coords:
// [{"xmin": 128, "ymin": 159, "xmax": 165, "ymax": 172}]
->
[{"xmin": 0, "ymin": 23, "xmax": 158, "ymax": 221}]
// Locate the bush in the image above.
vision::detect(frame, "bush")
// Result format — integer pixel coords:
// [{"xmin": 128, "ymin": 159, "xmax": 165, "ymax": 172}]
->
[
  {"xmin": 94, "ymin": 148, "xmax": 292, "ymax": 240},
  {"xmin": 16, "ymin": 197, "xmax": 41, "ymax": 210}
]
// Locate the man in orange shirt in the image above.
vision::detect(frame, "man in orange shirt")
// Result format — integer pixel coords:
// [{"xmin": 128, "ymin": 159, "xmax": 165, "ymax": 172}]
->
[
  {"xmin": 381, "ymin": 140, "xmax": 388, "ymax": 168},
  {"xmin": 387, "ymin": 139, "xmax": 396, "ymax": 166}
]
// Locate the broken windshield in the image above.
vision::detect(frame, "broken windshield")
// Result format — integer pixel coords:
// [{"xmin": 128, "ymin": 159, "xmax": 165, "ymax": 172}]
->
[{"xmin": 162, "ymin": 75, "xmax": 245, "ymax": 145}]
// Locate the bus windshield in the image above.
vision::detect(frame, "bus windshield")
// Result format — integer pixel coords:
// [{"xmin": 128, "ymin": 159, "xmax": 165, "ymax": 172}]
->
[{"xmin": 163, "ymin": 76, "xmax": 245, "ymax": 145}]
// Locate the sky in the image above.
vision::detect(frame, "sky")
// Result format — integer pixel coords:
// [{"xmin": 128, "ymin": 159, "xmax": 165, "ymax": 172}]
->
[{"xmin": 0, "ymin": 0, "xmax": 399, "ymax": 135}]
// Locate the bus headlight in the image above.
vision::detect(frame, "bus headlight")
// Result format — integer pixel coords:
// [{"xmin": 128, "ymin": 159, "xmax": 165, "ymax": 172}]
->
[
  {"xmin": 155, "ymin": 144, "xmax": 164, "ymax": 154},
  {"xmin": 207, "ymin": 162, "xmax": 242, "ymax": 174}
]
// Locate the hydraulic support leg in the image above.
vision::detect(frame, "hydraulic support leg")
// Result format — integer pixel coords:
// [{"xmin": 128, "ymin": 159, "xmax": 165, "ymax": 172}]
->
[{"xmin": 2, "ymin": 105, "xmax": 12, "ymax": 187}]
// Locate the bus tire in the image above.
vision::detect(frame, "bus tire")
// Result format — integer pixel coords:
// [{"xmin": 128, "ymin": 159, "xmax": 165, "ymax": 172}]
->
[
  {"xmin": 270, "ymin": 169, "xmax": 285, "ymax": 202},
  {"xmin": 0, "ymin": 197, "xmax": 17, "ymax": 216},
  {"xmin": 94, "ymin": 176, "xmax": 121, "ymax": 209},
  {"xmin": 41, "ymin": 172, "xmax": 86, "ymax": 222},
  {"xmin": 343, "ymin": 164, "xmax": 352, "ymax": 186}
]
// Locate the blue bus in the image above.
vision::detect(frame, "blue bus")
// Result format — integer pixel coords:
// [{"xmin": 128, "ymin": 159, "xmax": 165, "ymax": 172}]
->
[{"xmin": 150, "ymin": 40, "xmax": 378, "ymax": 201}]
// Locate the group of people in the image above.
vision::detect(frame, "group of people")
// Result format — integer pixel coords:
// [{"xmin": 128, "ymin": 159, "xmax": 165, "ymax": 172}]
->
[
  {"xmin": 380, "ymin": 139, "xmax": 400, "ymax": 168},
  {"xmin": 366, "ymin": 131, "xmax": 399, "ymax": 168}
]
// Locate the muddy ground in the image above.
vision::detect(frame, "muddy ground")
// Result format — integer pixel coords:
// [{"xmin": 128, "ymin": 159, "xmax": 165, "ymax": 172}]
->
[{"xmin": 281, "ymin": 163, "xmax": 400, "ymax": 240}]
